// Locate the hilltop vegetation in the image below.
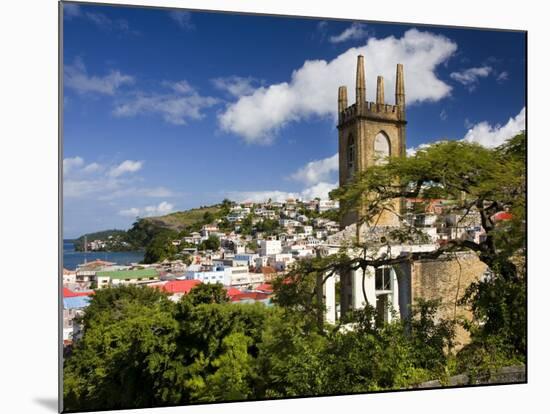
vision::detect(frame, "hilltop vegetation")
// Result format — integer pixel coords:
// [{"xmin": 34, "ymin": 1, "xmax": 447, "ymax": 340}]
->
[{"xmin": 142, "ymin": 205, "xmax": 223, "ymax": 232}]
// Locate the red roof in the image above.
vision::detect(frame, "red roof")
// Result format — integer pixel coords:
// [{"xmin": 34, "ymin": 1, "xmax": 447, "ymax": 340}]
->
[
  {"xmin": 261, "ymin": 266, "xmax": 276, "ymax": 274},
  {"xmin": 493, "ymin": 211, "xmax": 513, "ymax": 221},
  {"xmin": 255, "ymin": 283, "xmax": 273, "ymax": 293},
  {"xmin": 225, "ymin": 287, "xmax": 242, "ymax": 297},
  {"xmin": 63, "ymin": 287, "xmax": 94, "ymax": 297},
  {"xmin": 157, "ymin": 279, "xmax": 201, "ymax": 295}
]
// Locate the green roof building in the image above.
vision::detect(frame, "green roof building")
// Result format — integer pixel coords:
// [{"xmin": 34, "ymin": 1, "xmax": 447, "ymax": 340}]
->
[{"xmin": 95, "ymin": 268, "xmax": 160, "ymax": 288}]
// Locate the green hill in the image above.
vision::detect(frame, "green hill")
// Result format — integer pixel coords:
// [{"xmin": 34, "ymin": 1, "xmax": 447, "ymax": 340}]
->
[
  {"xmin": 142, "ymin": 205, "xmax": 223, "ymax": 231},
  {"xmin": 124, "ymin": 204, "xmax": 226, "ymax": 251}
]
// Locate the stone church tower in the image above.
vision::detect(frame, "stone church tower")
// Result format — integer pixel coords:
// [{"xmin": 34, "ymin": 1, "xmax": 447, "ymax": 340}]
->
[{"xmin": 337, "ymin": 55, "xmax": 407, "ymax": 228}]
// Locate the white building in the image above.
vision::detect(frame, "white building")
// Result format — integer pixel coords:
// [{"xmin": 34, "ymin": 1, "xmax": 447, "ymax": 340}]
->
[
  {"xmin": 234, "ymin": 253, "xmax": 259, "ymax": 267},
  {"xmin": 229, "ymin": 266, "xmax": 265, "ymax": 287},
  {"xmin": 183, "ymin": 264, "xmax": 232, "ymax": 285},
  {"xmin": 267, "ymin": 253, "xmax": 294, "ymax": 271},
  {"xmin": 260, "ymin": 239, "xmax": 282, "ymax": 256}
]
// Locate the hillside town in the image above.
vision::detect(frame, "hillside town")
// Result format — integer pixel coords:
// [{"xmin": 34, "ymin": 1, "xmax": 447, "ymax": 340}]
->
[{"xmin": 63, "ymin": 195, "xmax": 504, "ymax": 347}]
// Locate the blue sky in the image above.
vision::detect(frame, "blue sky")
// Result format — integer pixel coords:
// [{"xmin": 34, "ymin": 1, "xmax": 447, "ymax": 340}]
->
[{"xmin": 62, "ymin": 2, "xmax": 526, "ymax": 238}]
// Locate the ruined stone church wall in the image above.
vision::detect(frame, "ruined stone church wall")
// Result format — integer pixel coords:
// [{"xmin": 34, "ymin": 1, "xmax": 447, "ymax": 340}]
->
[{"xmin": 411, "ymin": 253, "xmax": 487, "ymax": 348}]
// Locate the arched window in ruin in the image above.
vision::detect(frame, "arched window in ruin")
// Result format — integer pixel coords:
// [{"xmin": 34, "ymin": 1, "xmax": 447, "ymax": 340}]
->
[
  {"xmin": 374, "ymin": 131, "xmax": 391, "ymax": 165},
  {"xmin": 347, "ymin": 134, "xmax": 355, "ymax": 179}
]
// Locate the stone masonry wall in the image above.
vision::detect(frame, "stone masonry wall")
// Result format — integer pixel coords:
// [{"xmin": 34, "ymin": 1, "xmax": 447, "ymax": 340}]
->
[{"xmin": 412, "ymin": 253, "xmax": 487, "ymax": 349}]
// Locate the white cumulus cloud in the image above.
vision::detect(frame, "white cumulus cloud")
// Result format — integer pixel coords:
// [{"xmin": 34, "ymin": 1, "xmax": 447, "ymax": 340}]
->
[
  {"xmin": 450, "ymin": 66, "xmax": 492, "ymax": 90},
  {"xmin": 227, "ymin": 180, "xmax": 338, "ymax": 204},
  {"xmin": 113, "ymin": 80, "xmax": 219, "ymax": 125},
  {"xmin": 228, "ymin": 152, "xmax": 341, "ymax": 203},
  {"xmin": 118, "ymin": 207, "xmax": 140, "ymax": 217},
  {"xmin": 63, "ymin": 156, "xmax": 84, "ymax": 175},
  {"xmin": 63, "ymin": 4, "xmax": 136, "ymax": 34},
  {"xmin": 63, "ymin": 157, "xmax": 175, "ymax": 200},
  {"xmin": 119, "ymin": 201, "xmax": 175, "ymax": 218},
  {"xmin": 211, "ymin": 76, "xmax": 260, "ymax": 97},
  {"xmin": 227, "ymin": 190, "xmax": 297, "ymax": 204},
  {"xmin": 407, "ymin": 107, "xmax": 525, "ymax": 155},
  {"xmin": 218, "ymin": 29, "xmax": 457, "ymax": 144},
  {"xmin": 290, "ymin": 154, "xmax": 339, "ymax": 185},
  {"xmin": 108, "ymin": 160, "xmax": 143, "ymax": 177},
  {"xmin": 300, "ymin": 181, "xmax": 339, "ymax": 200},
  {"xmin": 496, "ymin": 71, "xmax": 509, "ymax": 82},
  {"xmin": 82, "ymin": 162, "xmax": 102, "ymax": 173},
  {"xmin": 64, "ymin": 58, "xmax": 134, "ymax": 95},
  {"xmin": 463, "ymin": 107, "xmax": 525, "ymax": 148},
  {"xmin": 329, "ymin": 23, "xmax": 371, "ymax": 44}
]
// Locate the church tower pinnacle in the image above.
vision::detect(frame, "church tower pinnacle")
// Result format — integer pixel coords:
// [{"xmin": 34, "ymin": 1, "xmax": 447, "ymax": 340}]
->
[{"xmin": 337, "ymin": 56, "xmax": 407, "ymax": 228}]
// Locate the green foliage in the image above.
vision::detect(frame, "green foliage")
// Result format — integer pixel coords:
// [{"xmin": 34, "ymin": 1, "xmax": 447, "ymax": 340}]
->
[
  {"xmin": 271, "ymin": 255, "xmax": 335, "ymax": 332},
  {"xmin": 455, "ymin": 335, "xmax": 524, "ymax": 383},
  {"xmin": 198, "ymin": 332, "xmax": 255, "ymax": 401},
  {"xmin": 319, "ymin": 209, "xmax": 339, "ymax": 222},
  {"xmin": 326, "ymin": 300, "xmax": 456, "ymax": 392},
  {"xmin": 64, "ymin": 286, "xmax": 179, "ymax": 411},
  {"xmin": 202, "ymin": 211, "xmax": 214, "ymax": 224},
  {"xmin": 460, "ymin": 273, "xmax": 526, "ymax": 358},
  {"xmin": 64, "ymin": 286, "xmax": 465, "ymax": 410},
  {"xmin": 145, "ymin": 205, "xmax": 223, "ymax": 232},
  {"xmin": 246, "ymin": 240, "xmax": 258, "ymax": 252},
  {"xmin": 406, "ymin": 299, "xmax": 455, "ymax": 374},
  {"xmin": 257, "ymin": 311, "xmax": 329, "ymax": 397},
  {"xmin": 198, "ymin": 235, "xmax": 220, "ymax": 251},
  {"xmin": 175, "ymin": 302, "xmax": 274, "ymax": 402},
  {"xmin": 220, "ymin": 198, "xmax": 234, "ymax": 215},
  {"xmin": 254, "ymin": 218, "xmax": 280, "ymax": 235},
  {"xmin": 238, "ymin": 214, "xmax": 254, "ymax": 235},
  {"xmin": 183, "ymin": 283, "xmax": 229, "ymax": 306},
  {"xmin": 142, "ymin": 229, "xmax": 179, "ymax": 263},
  {"xmin": 126, "ymin": 219, "xmax": 166, "ymax": 249}
]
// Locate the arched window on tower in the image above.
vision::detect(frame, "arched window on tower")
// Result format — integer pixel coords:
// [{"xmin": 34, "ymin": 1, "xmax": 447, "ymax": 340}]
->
[
  {"xmin": 347, "ymin": 134, "xmax": 355, "ymax": 179},
  {"xmin": 374, "ymin": 131, "xmax": 391, "ymax": 165}
]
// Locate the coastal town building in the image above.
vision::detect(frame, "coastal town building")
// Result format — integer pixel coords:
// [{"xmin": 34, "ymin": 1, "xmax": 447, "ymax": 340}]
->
[
  {"xmin": 260, "ymin": 240, "xmax": 282, "ymax": 256},
  {"xmin": 183, "ymin": 264, "xmax": 232, "ymax": 285},
  {"xmin": 94, "ymin": 268, "xmax": 160, "ymax": 288}
]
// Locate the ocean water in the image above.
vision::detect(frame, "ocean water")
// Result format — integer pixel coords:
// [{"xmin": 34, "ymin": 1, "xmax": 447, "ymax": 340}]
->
[{"xmin": 63, "ymin": 240, "xmax": 145, "ymax": 270}]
